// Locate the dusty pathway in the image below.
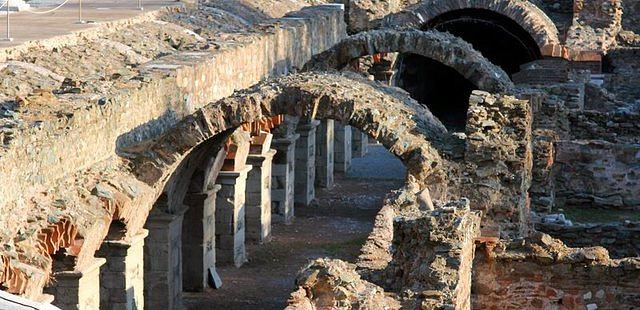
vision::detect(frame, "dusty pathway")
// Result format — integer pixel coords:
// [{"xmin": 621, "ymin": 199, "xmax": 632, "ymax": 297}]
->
[{"xmin": 184, "ymin": 144, "xmax": 405, "ymax": 309}]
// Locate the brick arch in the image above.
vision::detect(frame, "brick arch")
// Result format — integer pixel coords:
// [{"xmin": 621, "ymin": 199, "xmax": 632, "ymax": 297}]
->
[
  {"xmin": 380, "ymin": 0, "xmax": 560, "ymax": 51},
  {"xmin": 303, "ymin": 29, "xmax": 514, "ymax": 93}
]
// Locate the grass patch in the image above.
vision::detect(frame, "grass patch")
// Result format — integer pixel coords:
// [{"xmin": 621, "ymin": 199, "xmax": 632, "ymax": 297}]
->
[{"xmin": 321, "ymin": 237, "xmax": 368, "ymax": 258}]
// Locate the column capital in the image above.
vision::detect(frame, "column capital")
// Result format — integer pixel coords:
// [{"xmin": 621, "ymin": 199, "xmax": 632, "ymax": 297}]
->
[
  {"xmin": 247, "ymin": 149, "xmax": 277, "ymax": 165},
  {"xmin": 217, "ymin": 165, "xmax": 253, "ymax": 184},
  {"xmin": 296, "ymin": 120, "xmax": 320, "ymax": 131},
  {"xmin": 147, "ymin": 205, "xmax": 189, "ymax": 224},
  {"xmin": 272, "ymin": 133, "xmax": 300, "ymax": 147},
  {"xmin": 55, "ymin": 257, "xmax": 106, "ymax": 279},
  {"xmin": 103, "ymin": 229, "xmax": 149, "ymax": 248}
]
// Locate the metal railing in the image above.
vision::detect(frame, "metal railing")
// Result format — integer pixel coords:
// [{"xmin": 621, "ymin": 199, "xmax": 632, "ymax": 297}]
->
[{"xmin": 1, "ymin": 0, "xmax": 146, "ymax": 42}]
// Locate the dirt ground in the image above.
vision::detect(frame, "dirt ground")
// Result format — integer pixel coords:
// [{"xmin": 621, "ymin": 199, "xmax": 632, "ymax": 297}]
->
[{"xmin": 183, "ymin": 145, "xmax": 404, "ymax": 309}]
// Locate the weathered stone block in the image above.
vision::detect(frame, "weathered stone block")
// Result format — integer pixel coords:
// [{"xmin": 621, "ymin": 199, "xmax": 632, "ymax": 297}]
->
[
  {"xmin": 182, "ymin": 186, "xmax": 220, "ymax": 292},
  {"xmin": 215, "ymin": 166, "xmax": 251, "ymax": 267},
  {"xmin": 295, "ymin": 120, "xmax": 319, "ymax": 206},
  {"xmin": 315, "ymin": 119, "xmax": 335, "ymax": 188},
  {"xmin": 246, "ymin": 149, "xmax": 276, "ymax": 244},
  {"xmin": 46, "ymin": 257, "xmax": 106, "ymax": 310},
  {"xmin": 334, "ymin": 123, "xmax": 352, "ymax": 172},
  {"xmin": 352, "ymin": 128, "xmax": 369, "ymax": 158},
  {"xmin": 143, "ymin": 208, "xmax": 186, "ymax": 310},
  {"xmin": 96, "ymin": 230, "xmax": 147, "ymax": 310}
]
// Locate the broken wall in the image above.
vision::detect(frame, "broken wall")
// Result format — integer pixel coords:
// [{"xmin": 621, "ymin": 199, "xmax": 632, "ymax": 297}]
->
[
  {"xmin": 622, "ymin": 0, "xmax": 640, "ymax": 33},
  {"xmin": 473, "ymin": 235, "xmax": 640, "ymax": 309},
  {"xmin": 457, "ymin": 90, "xmax": 533, "ymax": 237},
  {"xmin": 603, "ymin": 48, "xmax": 640, "ymax": 102},
  {"xmin": 537, "ymin": 221, "xmax": 640, "ymax": 258}
]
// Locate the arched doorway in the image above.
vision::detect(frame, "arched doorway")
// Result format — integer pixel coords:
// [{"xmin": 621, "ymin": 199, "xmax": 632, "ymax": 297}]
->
[{"xmin": 424, "ymin": 8, "xmax": 542, "ymax": 75}]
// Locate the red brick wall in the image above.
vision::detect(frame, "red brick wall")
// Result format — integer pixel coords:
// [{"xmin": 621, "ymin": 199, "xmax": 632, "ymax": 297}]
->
[{"xmin": 472, "ymin": 251, "xmax": 640, "ymax": 309}]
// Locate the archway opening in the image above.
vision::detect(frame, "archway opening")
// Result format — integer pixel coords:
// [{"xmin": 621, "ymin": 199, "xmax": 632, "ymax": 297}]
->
[
  {"xmin": 424, "ymin": 8, "xmax": 541, "ymax": 75},
  {"xmin": 144, "ymin": 116, "xmax": 409, "ymax": 308},
  {"xmin": 393, "ymin": 53, "xmax": 475, "ymax": 131}
]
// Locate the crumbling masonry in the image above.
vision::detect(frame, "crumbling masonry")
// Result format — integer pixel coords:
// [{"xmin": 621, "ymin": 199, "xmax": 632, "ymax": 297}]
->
[{"xmin": 0, "ymin": 0, "xmax": 639, "ymax": 309}]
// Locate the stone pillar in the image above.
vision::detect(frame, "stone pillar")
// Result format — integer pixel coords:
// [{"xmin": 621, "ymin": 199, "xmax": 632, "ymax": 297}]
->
[
  {"xmin": 271, "ymin": 133, "xmax": 299, "ymax": 224},
  {"xmin": 295, "ymin": 120, "xmax": 319, "ymax": 206},
  {"xmin": 144, "ymin": 207, "xmax": 186, "ymax": 310},
  {"xmin": 96, "ymin": 230, "xmax": 147, "ymax": 310},
  {"xmin": 246, "ymin": 149, "xmax": 276, "ymax": 244},
  {"xmin": 352, "ymin": 128, "xmax": 369, "ymax": 158},
  {"xmin": 315, "ymin": 119, "xmax": 335, "ymax": 188},
  {"xmin": 182, "ymin": 185, "xmax": 220, "ymax": 292},
  {"xmin": 46, "ymin": 257, "xmax": 105, "ymax": 310},
  {"xmin": 215, "ymin": 166, "xmax": 252, "ymax": 267},
  {"xmin": 334, "ymin": 123, "xmax": 352, "ymax": 173}
]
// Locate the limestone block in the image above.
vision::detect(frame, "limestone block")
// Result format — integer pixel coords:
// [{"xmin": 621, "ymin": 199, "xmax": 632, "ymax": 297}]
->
[
  {"xmin": 246, "ymin": 149, "xmax": 276, "ymax": 243},
  {"xmin": 96, "ymin": 230, "xmax": 147, "ymax": 310},
  {"xmin": 215, "ymin": 166, "xmax": 252, "ymax": 267},
  {"xmin": 270, "ymin": 133, "xmax": 298, "ymax": 224},
  {"xmin": 352, "ymin": 128, "xmax": 369, "ymax": 158},
  {"xmin": 295, "ymin": 120, "xmax": 319, "ymax": 206},
  {"xmin": 143, "ymin": 208, "xmax": 186, "ymax": 310},
  {"xmin": 182, "ymin": 186, "xmax": 220, "ymax": 292},
  {"xmin": 46, "ymin": 257, "xmax": 106, "ymax": 310},
  {"xmin": 334, "ymin": 123, "xmax": 352, "ymax": 172},
  {"xmin": 315, "ymin": 119, "xmax": 335, "ymax": 188}
]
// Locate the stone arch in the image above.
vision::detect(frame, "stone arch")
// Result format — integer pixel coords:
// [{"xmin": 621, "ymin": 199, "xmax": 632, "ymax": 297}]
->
[
  {"xmin": 130, "ymin": 72, "xmax": 449, "ymax": 196},
  {"xmin": 131, "ymin": 71, "xmax": 450, "ymax": 307},
  {"xmin": 1, "ymin": 72, "xmax": 451, "ymax": 301},
  {"xmin": 381, "ymin": 0, "xmax": 560, "ymax": 51},
  {"xmin": 303, "ymin": 29, "xmax": 514, "ymax": 93}
]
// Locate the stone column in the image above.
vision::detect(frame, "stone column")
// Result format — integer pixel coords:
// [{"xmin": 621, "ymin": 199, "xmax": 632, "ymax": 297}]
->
[
  {"xmin": 215, "ymin": 166, "xmax": 252, "ymax": 267},
  {"xmin": 352, "ymin": 128, "xmax": 369, "ymax": 158},
  {"xmin": 246, "ymin": 149, "xmax": 276, "ymax": 244},
  {"xmin": 182, "ymin": 185, "xmax": 220, "ymax": 292},
  {"xmin": 96, "ymin": 230, "xmax": 147, "ymax": 310},
  {"xmin": 334, "ymin": 123, "xmax": 352, "ymax": 173},
  {"xmin": 315, "ymin": 119, "xmax": 335, "ymax": 188},
  {"xmin": 46, "ymin": 257, "xmax": 105, "ymax": 310},
  {"xmin": 143, "ymin": 207, "xmax": 187, "ymax": 310},
  {"xmin": 271, "ymin": 133, "xmax": 299, "ymax": 224},
  {"xmin": 295, "ymin": 120, "xmax": 319, "ymax": 206}
]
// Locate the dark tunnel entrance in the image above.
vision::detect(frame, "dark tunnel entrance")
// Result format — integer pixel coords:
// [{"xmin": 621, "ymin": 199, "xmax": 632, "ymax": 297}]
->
[
  {"xmin": 393, "ymin": 53, "xmax": 475, "ymax": 131},
  {"xmin": 424, "ymin": 8, "xmax": 541, "ymax": 75}
]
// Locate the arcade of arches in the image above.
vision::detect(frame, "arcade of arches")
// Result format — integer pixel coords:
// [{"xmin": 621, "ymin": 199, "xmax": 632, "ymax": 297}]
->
[{"xmin": 0, "ymin": 1, "xmax": 639, "ymax": 310}]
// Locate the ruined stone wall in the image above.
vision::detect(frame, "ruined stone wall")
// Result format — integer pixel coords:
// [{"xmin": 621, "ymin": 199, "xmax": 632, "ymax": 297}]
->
[
  {"xmin": 341, "ymin": 0, "xmax": 419, "ymax": 33},
  {"xmin": 531, "ymin": 0, "xmax": 574, "ymax": 35},
  {"xmin": 603, "ymin": 47, "xmax": 640, "ymax": 102},
  {"xmin": 567, "ymin": 110, "xmax": 640, "ymax": 143},
  {"xmin": 458, "ymin": 90, "xmax": 533, "ymax": 237},
  {"xmin": 473, "ymin": 235, "xmax": 640, "ymax": 309},
  {"xmin": 530, "ymin": 129, "xmax": 558, "ymax": 213},
  {"xmin": 0, "ymin": 7, "xmax": 345, "ymax": 207},
  {"xmin": 387, "ymin": 203, "xmax": 480, "ymax": 309},
  {"xmin": 567, "ymin": 0, "xmax": 623, "ymax": 52},
  {"xmin": 554, "ymin": 140, "xmax": 640, "ymax": 209},
  {"xmin": 289, "ymin": 199, "xmax": 480, "ymax": 309},
  {"xmin": 0, "ymin": 5, "xmax": 347, "ymax": 250},
  {"xmin": 622, "ymin": 0, "xmax": 640, "ymax": 33},
  {"xmin": 529, "ymin": 81, "xmax": 640, "ymax": 212},
  {"xmin": 536, "ymin": 222, "xmax": 640, "ymax": 258}
]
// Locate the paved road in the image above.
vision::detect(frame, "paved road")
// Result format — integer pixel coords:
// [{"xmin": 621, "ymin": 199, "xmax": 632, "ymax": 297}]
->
[{"xmin": 0, "ymin": 0, "xmax": 178, "ymax": 49}]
